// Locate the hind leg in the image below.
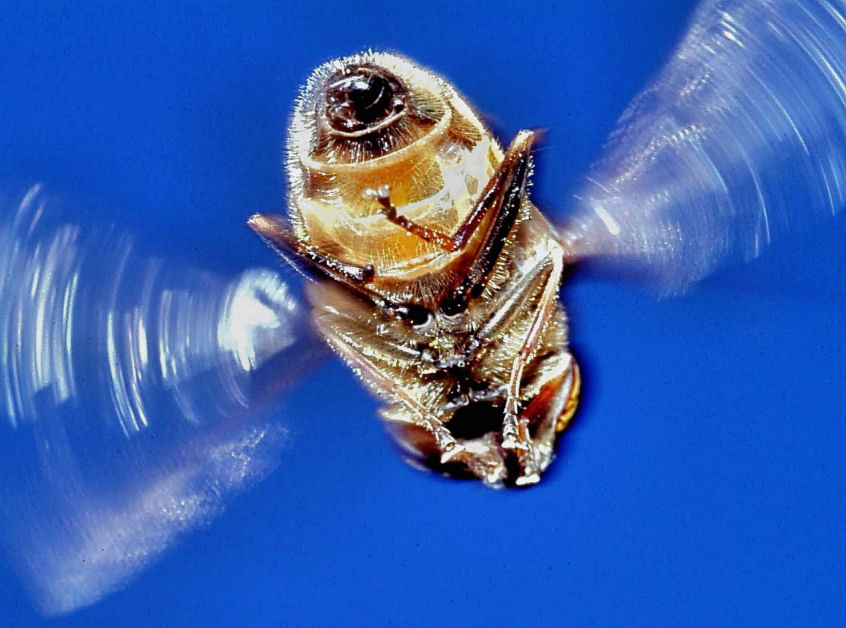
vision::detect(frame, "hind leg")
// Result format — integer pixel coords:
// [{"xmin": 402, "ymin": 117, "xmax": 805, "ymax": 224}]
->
[{"xmin": 500, "ymin": 242, "xmax": 565, "ymax": 485}]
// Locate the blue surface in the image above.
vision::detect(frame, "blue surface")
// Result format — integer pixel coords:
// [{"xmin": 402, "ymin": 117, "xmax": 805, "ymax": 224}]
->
[{"xmin": 1, "ymin": 1, "xmax": 844, "ymax": 626}]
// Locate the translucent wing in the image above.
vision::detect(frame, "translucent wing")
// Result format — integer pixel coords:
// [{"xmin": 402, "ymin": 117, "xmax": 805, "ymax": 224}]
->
[
  {"xmin": 0, "ymin": 185, "xmax": 324, "ymax": 615},
  {"xmin": 560, "ymin": 0, "xmax": 846, "ymax": 291}
]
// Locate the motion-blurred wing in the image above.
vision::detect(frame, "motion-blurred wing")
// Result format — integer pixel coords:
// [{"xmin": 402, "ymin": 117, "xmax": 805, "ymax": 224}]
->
[
  {"xmin": 0, "ymin": 185, "xmax": 323, "ymax": 615},
  {"xmin": 560, "ymin": 0, "xmax": 846, "ymax": 291}
]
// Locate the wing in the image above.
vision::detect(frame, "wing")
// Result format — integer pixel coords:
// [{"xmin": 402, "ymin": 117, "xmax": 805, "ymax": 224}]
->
[
  {"xmin": 559, "ymin": 0, "xmax": 846, "ymax": 292},
  {"xmin": 0, "ymin": 185, "xmax": 325, "ymax": 615}
]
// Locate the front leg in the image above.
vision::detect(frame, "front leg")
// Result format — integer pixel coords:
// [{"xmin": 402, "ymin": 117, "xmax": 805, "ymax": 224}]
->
[{"xmin": 247, "ymin": 213, "xmax": 387, "ymax": 307}]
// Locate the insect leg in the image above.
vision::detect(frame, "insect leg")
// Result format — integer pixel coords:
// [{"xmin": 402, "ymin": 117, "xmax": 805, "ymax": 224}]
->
[
  {"xmin": 501, "ymin": 241, "xmax": 564, "ymax": 486},
  {"xmin": 439, "ymin": 130, "xmax": 536, "ymax": 314},
  {"xmin": 312, "ymin": 315, "xmax": 461, "ymax": 457},
  {"xmin": 247, "ymin": 213, "xmax": 387, "ymax": 306},
  {"xmin": 312, "ymin": 312, "xmax": 507, "ymax": 484},
  {"xmin": 526, "ymin": 353, "xmax": 580, "ymax": 473},
  {"xmin": 475, "ymin": 247, "xmax": 554, "ymax": 343},
  {"xmin": 366, "ymin": 128, "xmax": 532, "ymax": 254},
  {"xmin": 365, "ymin": 186, "xmax": 461, "ymax": 251}
]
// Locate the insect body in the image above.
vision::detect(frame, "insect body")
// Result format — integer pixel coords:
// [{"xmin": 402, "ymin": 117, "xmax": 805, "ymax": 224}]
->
[
  {"xmin": 249, "ymin": 52, "xmax": 579, "ymax": 486},
  {"xmin": 4, "ymin": 0, "xmax": 846, "ymax": 614}
]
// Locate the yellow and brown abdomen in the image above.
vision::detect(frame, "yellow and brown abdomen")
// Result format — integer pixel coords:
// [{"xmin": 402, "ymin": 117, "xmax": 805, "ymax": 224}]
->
[{"xmin": 285, "ymin": 52, "xmax": 503, "ymax": 279}]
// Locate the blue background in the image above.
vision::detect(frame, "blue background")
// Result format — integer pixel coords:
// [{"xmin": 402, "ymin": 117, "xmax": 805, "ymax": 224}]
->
[{"xmin": 1, "ymin": 1, "xmax": 844, "ymax": 626}]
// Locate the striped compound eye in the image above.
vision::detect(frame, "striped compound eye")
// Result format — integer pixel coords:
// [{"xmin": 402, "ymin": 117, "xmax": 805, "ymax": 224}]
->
[{"xmin": 323, "ymin": 65, "xmax": 406, "ymax": 136}]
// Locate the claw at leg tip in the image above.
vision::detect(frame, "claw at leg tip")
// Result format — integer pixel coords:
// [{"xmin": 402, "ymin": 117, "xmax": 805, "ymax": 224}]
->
[
  {"xmin": 515, "ymin": 473, "xmax": 540, "ymax": 487},
  {"xmin": 439, "ymin": 443, "xmax": 465, "ymax": 464}
]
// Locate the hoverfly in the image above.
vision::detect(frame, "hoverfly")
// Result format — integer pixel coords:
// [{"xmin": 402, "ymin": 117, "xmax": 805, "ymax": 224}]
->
[{"xmin": 1, "ymin": 0, "xmax": 844, "ymax": 616}]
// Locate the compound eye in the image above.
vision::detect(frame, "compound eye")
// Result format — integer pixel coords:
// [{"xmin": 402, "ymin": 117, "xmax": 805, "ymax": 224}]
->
[
  {"xmin": 394, "ymin": 303, "xmax": 432, "ymax": 329},
  {"xmin": 324, "ymin": 65, "xmax": 406, "ymax": 136},
  {"xmin": 438, "ymin": 293, "xmax": 467, "ymax": 319}
]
